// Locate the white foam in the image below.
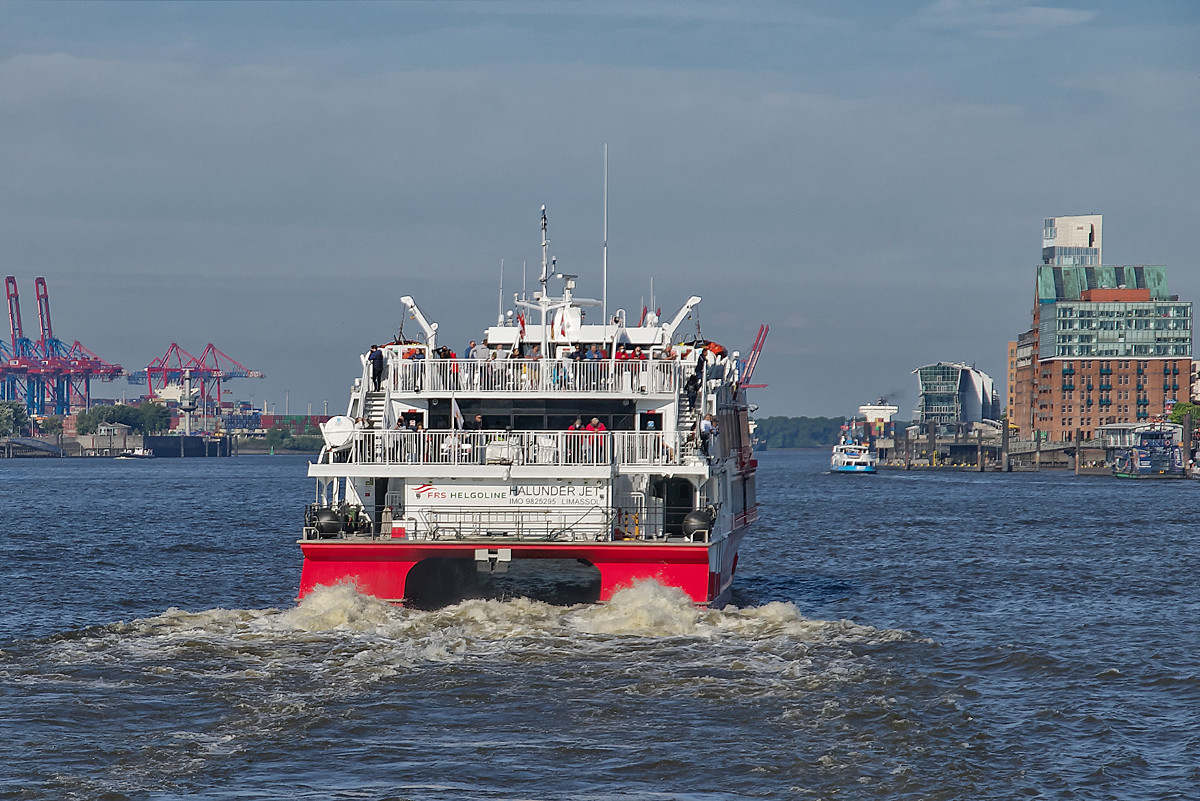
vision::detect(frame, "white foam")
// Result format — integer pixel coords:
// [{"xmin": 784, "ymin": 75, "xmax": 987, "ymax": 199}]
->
[
  {"xmin": 276, "ymin": 582, "xmax": 398, "ymax": 632},
  {"xmin": 32, "ymin": 579, "xmax": 910, "ymax": 691},
  {"xmin": 565, "ymin": 580, "xmax": 703, "ymax": 636}
]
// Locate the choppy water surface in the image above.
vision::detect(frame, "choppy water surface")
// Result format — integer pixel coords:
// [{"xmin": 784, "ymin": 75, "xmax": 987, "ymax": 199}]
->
[{"xmin": 2, "ymin": 451, "xmax": 1198, "ymax": 800}]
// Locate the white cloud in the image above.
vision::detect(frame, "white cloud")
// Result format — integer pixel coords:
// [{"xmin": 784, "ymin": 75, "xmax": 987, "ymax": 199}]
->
[{"xmin": 916, "ymin": 0, "xmax": 1095, "ymax": 37}]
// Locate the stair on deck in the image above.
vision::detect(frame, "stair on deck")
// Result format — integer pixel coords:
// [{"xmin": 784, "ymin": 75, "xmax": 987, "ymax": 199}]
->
[
  {"xmin": 363, "ymin": 391, "xmax": 387, "ymax": 428},
  {"xmin": 678, "ymin": 405, "xmax": 701, "ymax": 434}
]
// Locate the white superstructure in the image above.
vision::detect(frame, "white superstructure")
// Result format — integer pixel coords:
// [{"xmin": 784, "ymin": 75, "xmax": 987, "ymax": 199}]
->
[{"xmin": 299, "ymin": 208, "xmax": 759, "ymax": 607}]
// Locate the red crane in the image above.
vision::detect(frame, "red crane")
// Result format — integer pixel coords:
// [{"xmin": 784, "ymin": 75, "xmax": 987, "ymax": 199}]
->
[
  {"xmin": 740, "ymin": 324, "xmax": 770, "ymax": 389},
  {"xmin": 135, "ymin": 342, "xmax": 264, "ymax": 418},
  {"xmin": 5, "ymin": 277, "xmax": 46, "ymax": 414},
  {"xmin": 189, "ymin": 343, "xmax": 266, "ymax": 416},
  {"xmin": 143, "ymin": 342, "xmax": 200, "ymax": 398},
  {"xmin": 1, "ymin": 277, "xmax": 122, "ymax": 415}
]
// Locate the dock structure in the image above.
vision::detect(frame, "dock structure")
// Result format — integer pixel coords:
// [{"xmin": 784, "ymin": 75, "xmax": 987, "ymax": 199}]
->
[
  {"xmin": 878, "ymin": 413, "xmax": 1197, "ymax": 475},
  {"xmin": 0, "ymin": 434, "xmax": 235, "ymax": 458}
]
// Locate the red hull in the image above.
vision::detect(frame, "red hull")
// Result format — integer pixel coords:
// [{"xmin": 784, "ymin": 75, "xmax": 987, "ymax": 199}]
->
[{"xmin": 299, "ymin": 526, "xmax": 747, "ymax": 607}]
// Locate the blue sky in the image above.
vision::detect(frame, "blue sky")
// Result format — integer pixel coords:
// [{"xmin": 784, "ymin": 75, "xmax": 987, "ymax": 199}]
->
[{"xmin": 2, "ymin": 1, "xmax": 1197, "ymax": 418}]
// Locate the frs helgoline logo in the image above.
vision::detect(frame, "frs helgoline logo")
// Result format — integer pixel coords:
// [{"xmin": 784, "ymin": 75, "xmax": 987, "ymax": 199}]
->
[{"xmin": 412, "ymin": 484, "xmax": 437, "ymax": 496}]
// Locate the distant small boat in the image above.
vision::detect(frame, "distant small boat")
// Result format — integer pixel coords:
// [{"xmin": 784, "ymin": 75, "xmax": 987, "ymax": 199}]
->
[
  {"xmin": 830, "ymin": 442, "xmax": 876, "ymax": 473},
  {"xmin": 830, "ymin": 418, "xmax": 877, "ymax": 473},
  {"xmin": 115, "ymin": 447, "xmax": 155, "ymax": 460}
]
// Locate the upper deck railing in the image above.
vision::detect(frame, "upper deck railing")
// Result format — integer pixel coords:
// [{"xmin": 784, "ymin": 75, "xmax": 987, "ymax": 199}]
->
[
  {"xmin": 318, "ymin": 429, "xmax": 703, "ymax": 468},
  {"xmin": 388, "ymin": 358, "xmax": 685, "ymax": 395}
]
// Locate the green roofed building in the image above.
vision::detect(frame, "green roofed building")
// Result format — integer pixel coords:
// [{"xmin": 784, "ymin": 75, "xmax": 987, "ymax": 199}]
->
[{"xmin": 1009, "ymin": 215, "xmax": 1192, "ymax": 443}]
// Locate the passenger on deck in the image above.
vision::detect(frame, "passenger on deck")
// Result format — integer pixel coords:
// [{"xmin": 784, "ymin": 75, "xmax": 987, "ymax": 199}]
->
[
  {"xmin": 685, "ymin": 372, "xmax": 701, "ymax": 410},
  {"xmin": 564, "ymin": 417, "xmax": 586, "ymax": 462},
  {"xmin": 699, "ymin": 414, "xmax": 718, "ymax": 458},
  {"xmin": 368, "ymin": 345, "xmax": 385, "ymax": 391},
  {"xmin": 464, "ymin": 340, "xmax": 484, "ymax": 390},
  {"xmin": 586, "ymin": 417, "xmax": 607, "ymax": 461}
]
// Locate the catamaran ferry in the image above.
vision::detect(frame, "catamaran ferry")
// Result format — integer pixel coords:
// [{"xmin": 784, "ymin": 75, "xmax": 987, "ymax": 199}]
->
[{"xmin": 298, "ymin": 208, "xmax": 763, "ymax": 607}]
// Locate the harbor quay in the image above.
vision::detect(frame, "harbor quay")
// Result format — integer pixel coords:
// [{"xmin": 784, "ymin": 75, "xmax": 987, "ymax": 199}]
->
[
  {"xmin": 873, "ymin": 415, "xmax": 1196, "ymax": 476},
  {"xmin": 1, "ymin": 433, "xmax": 234, "ymax": 458}
]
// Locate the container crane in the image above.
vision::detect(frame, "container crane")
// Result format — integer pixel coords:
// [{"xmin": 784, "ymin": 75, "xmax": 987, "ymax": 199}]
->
[
  {"xmin": 35, "ymin": 277, "xmax": 73, "ymax": 415},
  {"xmin": 6, "ymin": 277, "xmax": 46, "ymax": 414},
  {"xmin": 189, "ymin": 343, "xmax": 266, "ymax": 417},
  {"xmin": 39, "ymin": 278, "xmax": 124, "ymax": 413},
  {"xmin": 131, "ymin": 342, "xmax": 264, "ymax": 418}
]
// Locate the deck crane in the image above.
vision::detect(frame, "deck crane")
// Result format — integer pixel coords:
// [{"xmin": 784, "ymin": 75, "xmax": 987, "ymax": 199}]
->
[
  {"xmin": 662, "ymin": 296, "xmax": 702, "ymax": 344},
  {"xmin": 400, "ymin": 296, "xmax": 438, "ymax": 351}
]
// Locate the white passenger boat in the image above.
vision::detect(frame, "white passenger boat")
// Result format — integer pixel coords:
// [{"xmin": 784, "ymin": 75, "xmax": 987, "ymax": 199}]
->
[
  {"xmin": 830, "ymin": 442, "xmax": 876, "ymax": 473},
  {"xmin": 115, "ymin": 447, "xmax": 155, "ymax": 459},
  {"xmin": 830, "ymin": 422, "xmax": 877, "ymax": 474},
  {"xmin": 298, "ymin": 208, "xmax": 762, "ymax": 607}
]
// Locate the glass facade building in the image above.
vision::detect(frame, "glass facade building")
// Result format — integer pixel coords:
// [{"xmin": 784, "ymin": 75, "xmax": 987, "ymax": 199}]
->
[
  {"xmin": 1039, "ymin": 301, "xmax": 1192, "ymax": 359},
  {"xmin": 1011, "ymin": 215, "xmax": 1194, "ymax": 442},
  {"xmin": 913, "ymin": 362, "xmax": 999, "ymax": 431}
]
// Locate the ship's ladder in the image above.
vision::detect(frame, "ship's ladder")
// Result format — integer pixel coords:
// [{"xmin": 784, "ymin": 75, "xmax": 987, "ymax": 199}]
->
[{"xmin": 363, "ymin": 390, "xmax": 388, "ymax": 428}]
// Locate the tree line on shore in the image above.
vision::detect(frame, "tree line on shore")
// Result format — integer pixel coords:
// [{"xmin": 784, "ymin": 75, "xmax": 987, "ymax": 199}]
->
[
  {"xmin": 753, "ymin": 415, "xmax": 885, "ymax": 449},
  {"xmin": 73, "ymin": 403, "xmax": 172, "ymax": 435}
]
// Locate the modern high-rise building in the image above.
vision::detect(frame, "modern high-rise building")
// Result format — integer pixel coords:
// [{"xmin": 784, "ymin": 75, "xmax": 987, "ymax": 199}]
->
[
  {"xmin": 1009, "ymin": 215, "xmax": 1192, "ymax": 441},
  {"xmin": 912, "ymin": 362, "xmax": 999, "ymax": 433}
]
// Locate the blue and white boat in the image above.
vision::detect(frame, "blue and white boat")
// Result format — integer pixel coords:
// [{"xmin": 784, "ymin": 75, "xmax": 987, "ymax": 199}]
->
[
  {"xmin": 830, "ymin": 441, "xmax": 877, "ymax": 473},
  {"xmin": 830, "ymin": 421, "xmax": 877, "ymax": 473},
  {"xmin": 1112, "ymin": 424, "xmax": 1185, "ymax": 479}
]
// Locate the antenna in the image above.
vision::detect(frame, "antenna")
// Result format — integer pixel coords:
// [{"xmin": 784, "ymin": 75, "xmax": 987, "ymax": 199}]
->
[
  {"xmin": 539, "ymin": 205, "xmax": 550, "ymax": 294},
  {"xmin": 497, "ymin": 259, "xmax": 505, "ymax": 325},
  {"xmin": 602, "ymin": 143, "xmax": 609, "ymax": 332},
  {"xmin": 522, "ymin": 260, "xmax": 527, "ymax": 300}
]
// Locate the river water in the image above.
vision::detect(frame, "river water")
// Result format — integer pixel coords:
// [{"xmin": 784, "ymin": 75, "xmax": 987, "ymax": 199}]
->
[{"xmin": 1, "ymin": 450, "xmax": 1197, "ymax": 800}]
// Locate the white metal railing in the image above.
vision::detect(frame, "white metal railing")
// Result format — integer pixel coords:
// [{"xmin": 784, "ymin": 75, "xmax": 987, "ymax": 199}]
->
[
  {"xmin": 319, "ymin": 429, "xmax": 698, "ymax": 467},
  {"xmin": 305, "ymin": 500, "xmax": 711, "ymax": 543},
  {"xmin": 416, "ymin": 505, "xmax": 610, "ymax": 542},
  {"xmin": 388, "ymin": 358, "xmax": 683, "ymax": 395}
]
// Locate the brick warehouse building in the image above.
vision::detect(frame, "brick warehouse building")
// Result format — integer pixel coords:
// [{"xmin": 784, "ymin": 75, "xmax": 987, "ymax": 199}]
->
[{"xmin": 1009, "ymin": 232, "xmax": 1192, "ymax": 441}]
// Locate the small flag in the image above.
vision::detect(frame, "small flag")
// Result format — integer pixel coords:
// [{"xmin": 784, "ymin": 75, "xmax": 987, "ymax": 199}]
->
[{"xmin": 451, "ymin": 397, "xmax": 464, "ymax": 430}]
